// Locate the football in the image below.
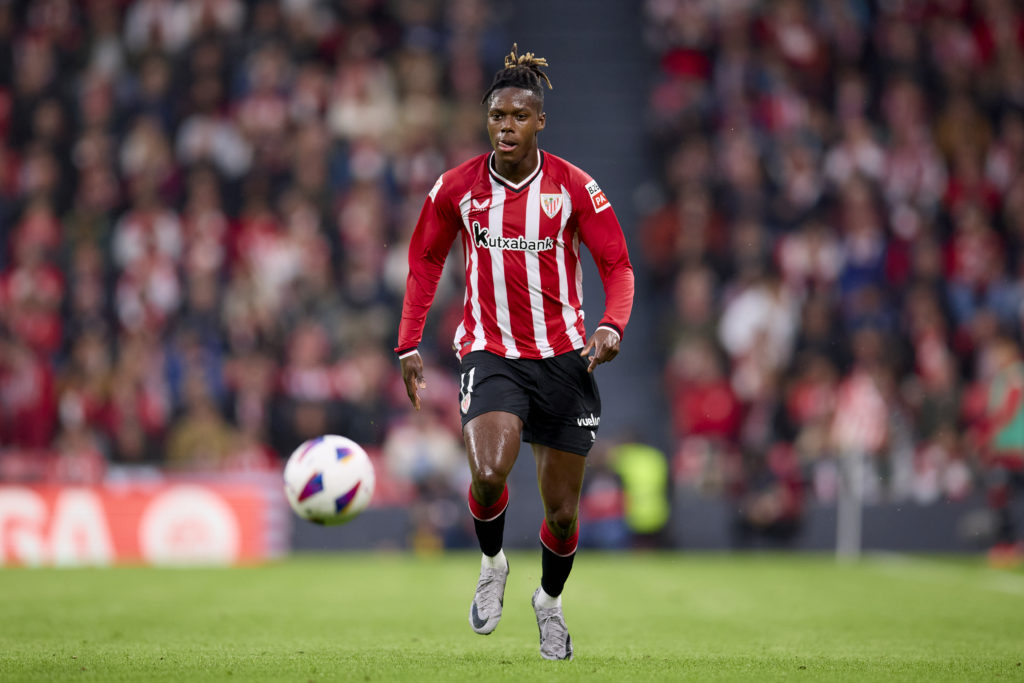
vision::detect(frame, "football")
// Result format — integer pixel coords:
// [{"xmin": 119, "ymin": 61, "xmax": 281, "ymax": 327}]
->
[{"xmin": 283, "ymin": 435, "xmax": 376, "ymax": 525}]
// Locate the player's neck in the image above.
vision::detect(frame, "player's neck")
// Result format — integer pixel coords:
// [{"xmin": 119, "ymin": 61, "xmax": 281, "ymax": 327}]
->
[{"xmin": 492, "ymin": 147, "xmax": 541, "ymax": 185}]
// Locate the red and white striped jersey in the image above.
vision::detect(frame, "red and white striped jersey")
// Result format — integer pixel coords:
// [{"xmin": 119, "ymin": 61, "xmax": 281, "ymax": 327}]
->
[{"xmin": 396, "ymin": 150, "xmax": 634, "ymax": 360}]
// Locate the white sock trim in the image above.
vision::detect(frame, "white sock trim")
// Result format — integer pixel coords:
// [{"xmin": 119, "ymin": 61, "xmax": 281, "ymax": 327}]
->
[
  {"xmin": 482, "ymin": 549, "xmax": 508, "ymax": 571},
  {"xmin": 535, "ymin": 587, "xmax": 561, "ymax": 609}
]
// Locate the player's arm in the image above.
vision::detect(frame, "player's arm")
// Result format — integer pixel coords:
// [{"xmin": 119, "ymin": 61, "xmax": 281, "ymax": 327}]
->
[
  {"xmin": 396, "ymin": 176, "xmax": 460, "ymax": 409},
  {"xmin": 573, "ymin": 176, "xmax": 635, "ymax": 372}
]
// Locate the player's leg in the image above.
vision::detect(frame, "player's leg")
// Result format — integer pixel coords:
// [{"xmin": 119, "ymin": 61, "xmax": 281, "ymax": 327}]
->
[
  {"xmin": 459, "ymin": 352, "xmax": 531, "ymax": 635},
  {"xmin": 521, "ymin": 350, "xmax": 599, "ymax": 660},
  {"xmin": 535, "ymin": 445, "xmax": 586, "ymax": 596},
  {"xmin": 464, "ymin": 411, "xmax": 522, "ymax": 634},
  {"xmin": 531, "ymin": 444, "xmax": 586, "ymax": 661},
  {"xmin": 465, "ymin": 410, "xmax": 522, "ymax": 558}
]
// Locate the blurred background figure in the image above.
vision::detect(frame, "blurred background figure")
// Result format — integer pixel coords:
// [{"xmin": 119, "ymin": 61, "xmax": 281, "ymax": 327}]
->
[
  {"xmin": 611, "ymin": 438, "xmax": 671, "ymax": 549},
  {"xmin": 970, "ymin": 335, "xmax": 1024, "ymax": 566}
]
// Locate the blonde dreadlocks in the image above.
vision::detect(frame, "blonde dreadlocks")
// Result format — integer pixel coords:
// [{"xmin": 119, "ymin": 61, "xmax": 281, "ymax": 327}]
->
[{"xmin": 481, "ymin": 43, "xmax": 553, "ymax": 105}]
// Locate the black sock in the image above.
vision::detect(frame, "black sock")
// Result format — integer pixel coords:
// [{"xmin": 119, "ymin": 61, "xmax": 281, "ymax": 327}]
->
[
  {"xmin": 541, "ymin": 545, "xmax": 576, "ymax": 597},
  {"xmin": 474, "ymin": 509, "xmax": 506, "ymax": 557}
]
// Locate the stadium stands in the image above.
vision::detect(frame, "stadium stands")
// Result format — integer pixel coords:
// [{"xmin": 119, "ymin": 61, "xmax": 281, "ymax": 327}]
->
[
  {"xmin": 3, "ymin": 0, "xmax": 1024, "ymax": 553},
  {"xmin": 642, "ymin": 0, "xmax": 1024, "ymax": 546}
]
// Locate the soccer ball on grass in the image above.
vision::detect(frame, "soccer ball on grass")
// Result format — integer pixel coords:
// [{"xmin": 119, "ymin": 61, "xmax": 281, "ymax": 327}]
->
[{"xmin": 283, "ymin": 435, "xmax": 375, "ymax": 525}]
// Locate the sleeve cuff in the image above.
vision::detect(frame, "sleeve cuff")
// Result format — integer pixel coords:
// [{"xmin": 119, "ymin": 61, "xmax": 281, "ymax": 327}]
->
[
  {"xmin": 597, "ymin": 323, "xmax": 622, "ymax": 342},
  {"xmin": 396, "ymin": 348, "xmax": 420, "ymax": 359}
]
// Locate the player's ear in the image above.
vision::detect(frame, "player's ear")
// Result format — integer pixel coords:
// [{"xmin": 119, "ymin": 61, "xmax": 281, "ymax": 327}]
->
[{"xmin": 537, "ymin": 110, "xmax": 546, "ymax": 131}]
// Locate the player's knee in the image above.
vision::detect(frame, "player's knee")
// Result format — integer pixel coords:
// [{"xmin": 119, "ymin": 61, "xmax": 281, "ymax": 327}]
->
[
  {"xmin": 472, "ymin": 470, "xmax": 507, "ymax": 502},
  {"xmin": 545, "ymin": 506, "xmax": 577, "ymax": 538}
]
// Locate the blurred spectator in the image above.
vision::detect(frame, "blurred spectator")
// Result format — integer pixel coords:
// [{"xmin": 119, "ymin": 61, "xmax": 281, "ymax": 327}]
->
[
  {"xmin": 611, "ymin": 439, "xmax": 671, "ymax": 549},
  {"xmin": 0, "ymin": 333, "xmax": 57, "ymax": 449},
  {"xmin": 667, "ymin": 337, "xmax": 741, "ymax": 443},
  {"xmin": 579, "ymin": 442, "xmax": 629, "ymax": 551},
  {"xmin": 970, "ymin": 335, "xmax": 1024, "ymax": 565},
  {"xmin": 2, "ymin": 198, "xmax": 64, "ymax": 354},
  {"xmin": 731, "ymin": 444, "xmax": 805, "ymax": 549},
  {"xmin": 718, "ymin": 268, "xmax": 799, "ymax": 402},
  {"xmin": 164, "ymin": 370, "xmax": 235, "ymax": 472},
  {"xmin": 382, "ymin": 404, "xmax": 463, "ymax": 492}
]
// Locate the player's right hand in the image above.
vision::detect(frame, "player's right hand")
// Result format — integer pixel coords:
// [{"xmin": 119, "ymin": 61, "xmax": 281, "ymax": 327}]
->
[
  {"xmin": 400, "ymin": 351, "xmax": 427, "ymax": 411},
  {"xmin": 579, "ymin": 326, "xmax": 621, "ymax": 373}
]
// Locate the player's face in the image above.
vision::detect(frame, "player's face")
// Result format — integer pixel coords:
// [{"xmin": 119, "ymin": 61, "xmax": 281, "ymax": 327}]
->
[{"xmin": 486, "ymin": 87, "xmax": 546, "ymax": 178}]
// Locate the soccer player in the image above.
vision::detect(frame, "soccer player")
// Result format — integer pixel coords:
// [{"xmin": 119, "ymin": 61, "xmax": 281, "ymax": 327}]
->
[{"xmin": 395, "ymin": 45, "xmax": 634, "ymax": 660}]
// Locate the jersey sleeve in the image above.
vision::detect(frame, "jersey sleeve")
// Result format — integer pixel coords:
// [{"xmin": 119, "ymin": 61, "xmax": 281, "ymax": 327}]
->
[
  {"xmin": 395, "ymin": 175, "xmax": 461, "ymax": 355},
  {"xmin": 571, "ymin": 174, "xmax": 635, "ymax": 338}
]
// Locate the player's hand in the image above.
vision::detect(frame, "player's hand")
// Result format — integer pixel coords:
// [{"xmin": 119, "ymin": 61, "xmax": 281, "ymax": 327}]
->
[
  {"xmin": 580, "ymin": 327, "xmax": 621, "ymax": 373},
  {"xmin": 400, "ymin": 352, "xmax": 427, "ymax": 410}
]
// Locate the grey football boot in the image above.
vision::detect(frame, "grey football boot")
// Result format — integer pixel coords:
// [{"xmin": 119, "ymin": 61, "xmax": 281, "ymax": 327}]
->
[
  {"xmin": 531, "ymin": 588, "xmax": 574, "ymax": 660},
  {"xmin": 468, "ymin": 558, "xmax": 508, "ymax": 634}
]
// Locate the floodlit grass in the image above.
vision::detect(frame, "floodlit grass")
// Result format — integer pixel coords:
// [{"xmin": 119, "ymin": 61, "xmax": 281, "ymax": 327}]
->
[{"xmin": 1, "ymin": 552, "xmax": 1023, "ymax": 681}]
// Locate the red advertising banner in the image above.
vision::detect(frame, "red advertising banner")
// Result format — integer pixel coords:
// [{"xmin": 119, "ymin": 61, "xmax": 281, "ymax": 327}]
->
[{"xmin": 0, "ymin": 477, "xmax": 289, "ymax": 567}]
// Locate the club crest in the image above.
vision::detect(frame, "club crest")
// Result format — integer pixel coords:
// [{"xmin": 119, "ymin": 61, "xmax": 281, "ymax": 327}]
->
[{"xmin": 540, "ymin": 193, "xmax": 563, "ymax": 219}]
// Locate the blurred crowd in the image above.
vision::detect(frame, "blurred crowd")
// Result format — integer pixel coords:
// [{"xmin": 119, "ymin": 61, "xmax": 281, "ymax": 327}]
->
[
  {"xmin": 0, "ymin": 0, "xmax": 500, "ymax": 504},
  {"xmin": 642, "ymin": 0, "xmax": 1024, "ymax": 541},
  {"xmin": 5, "ymin": 0, "xmax": 1024, "ymax": 551}
]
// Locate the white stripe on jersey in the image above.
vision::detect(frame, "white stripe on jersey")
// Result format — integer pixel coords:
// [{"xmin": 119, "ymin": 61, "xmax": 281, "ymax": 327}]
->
[
  {"xmin": 524, "ymin": 174, "xmax": 553, "ymax": 357},
  {"xmin": 487, "ymin": 179, "xmax": 519, "ymax": 358},
  {"xmin": 455, "ymin": 190, "xmax": 486, "ymax": 354},
  {"xmin": 572, "ymin": 231, "xmax": 584, "ymax": 316},
  {"xmin": 555, "ymin": 184, "xmax": 584, "ymax": 349}
]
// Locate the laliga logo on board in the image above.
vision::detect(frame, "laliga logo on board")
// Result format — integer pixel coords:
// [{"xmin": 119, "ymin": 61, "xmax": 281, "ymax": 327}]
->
[
  {"xmin": 0, "ymin": 485, "xmax": 244, "ymax": 567},
  {"xmin": 138, "ymin": 486, "xmax": 241, "ymax": 566}
]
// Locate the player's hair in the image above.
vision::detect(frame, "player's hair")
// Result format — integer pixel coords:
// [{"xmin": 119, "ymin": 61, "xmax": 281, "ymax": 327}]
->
[{"xmin": 481, "ymin": 43, "xmax": 553, "ymax": 106}]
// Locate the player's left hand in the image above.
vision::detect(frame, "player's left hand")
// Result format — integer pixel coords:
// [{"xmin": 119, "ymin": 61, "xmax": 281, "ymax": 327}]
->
[{"xmin": 580, "ymin": 327, "xmax": 621, "ymax": 373}]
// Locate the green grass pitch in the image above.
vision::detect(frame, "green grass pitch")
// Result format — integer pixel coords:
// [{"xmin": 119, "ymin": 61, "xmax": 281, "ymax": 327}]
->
[{"xmin": 2, "ymin": 552, "xmax": 1023, "ymax": 681}]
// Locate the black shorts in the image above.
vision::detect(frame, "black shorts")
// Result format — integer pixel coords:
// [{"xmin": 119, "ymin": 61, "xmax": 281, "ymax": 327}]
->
[{"xmin": 458, "ymin": 350, "xmax": 602, "ymax": 456}]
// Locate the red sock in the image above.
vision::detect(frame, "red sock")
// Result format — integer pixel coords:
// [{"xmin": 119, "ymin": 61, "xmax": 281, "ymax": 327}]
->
[
  {"xmin": 467, "ymin": 484, "xmax": 508, "ymax": 521},
  {"xmin": 539, "ymin": 520, "xmax": 578, "ymax": 597},
  {"xmin": 468, "ymin": 485, "xmax": 508, "ymax": 557},
  {"xmin": 539, "ymin": 519, "xmax": 578, "ymax": 557}
]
